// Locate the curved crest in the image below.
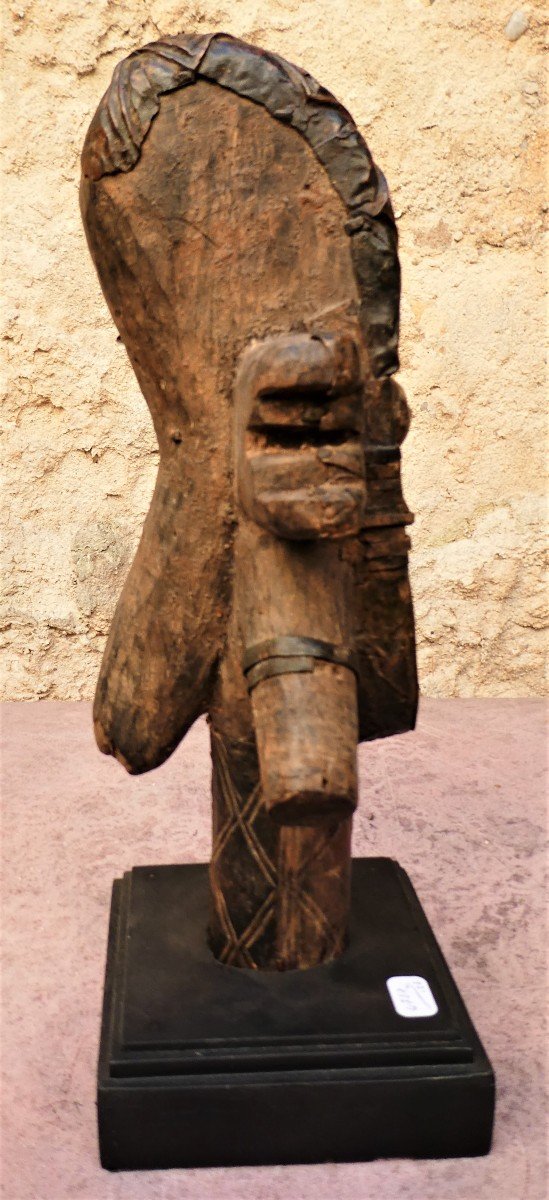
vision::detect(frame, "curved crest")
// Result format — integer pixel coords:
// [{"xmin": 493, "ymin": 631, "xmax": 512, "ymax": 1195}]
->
[{"xmin": 81, "ymin": 31, "xmax": 400, "ymax": 378}]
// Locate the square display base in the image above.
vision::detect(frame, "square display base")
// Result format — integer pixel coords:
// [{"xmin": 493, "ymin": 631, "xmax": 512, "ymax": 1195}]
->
[{"xmin": 98, "ymin": 858, "xmax": 495, "ymax": 1169}]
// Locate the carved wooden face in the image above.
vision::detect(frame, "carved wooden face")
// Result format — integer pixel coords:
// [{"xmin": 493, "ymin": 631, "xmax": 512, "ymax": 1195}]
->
[{"xmin": 81, "ymin": 43, "xmax": 417, "ymax": 779}]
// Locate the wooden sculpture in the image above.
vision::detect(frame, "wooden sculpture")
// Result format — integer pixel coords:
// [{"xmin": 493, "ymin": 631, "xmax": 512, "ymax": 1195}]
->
[
  {"xmin": 82, "ymin": 34, "xmax": 497, "ymax": 1173},
  {"xmin": 81, "ymin": 32, "xmax": 417, "ymax": 972}
]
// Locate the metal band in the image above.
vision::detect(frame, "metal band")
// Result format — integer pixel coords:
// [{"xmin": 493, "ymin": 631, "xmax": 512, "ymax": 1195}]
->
[
  {"xmin": 243, "ymin": 636, "xmax": 359, "ymax": 692},
  {"xmin": 245, "ymin": 656, "xmax": 316, "ymax": 691}
]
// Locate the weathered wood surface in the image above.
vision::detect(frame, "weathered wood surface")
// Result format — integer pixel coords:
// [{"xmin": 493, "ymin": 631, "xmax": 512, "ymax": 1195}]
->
[{"xmin": 80, "ymin": 33, "xmax": 418, "ymax": 969}]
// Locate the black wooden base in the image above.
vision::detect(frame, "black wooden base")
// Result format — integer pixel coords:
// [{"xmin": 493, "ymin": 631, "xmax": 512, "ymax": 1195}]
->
[{"xmin": 98, "ymin": 858, "xmax": 495, "ymax": 1170}]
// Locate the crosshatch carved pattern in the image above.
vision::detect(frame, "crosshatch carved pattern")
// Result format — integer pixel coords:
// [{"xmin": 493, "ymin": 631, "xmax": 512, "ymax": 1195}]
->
[
  {"xmin": 208, "ymin": 728, "xmax": 351, "ymax": 969},
  {"xmin": 209, "ymin": 728, "xmax": 278, "ymax": 968}
]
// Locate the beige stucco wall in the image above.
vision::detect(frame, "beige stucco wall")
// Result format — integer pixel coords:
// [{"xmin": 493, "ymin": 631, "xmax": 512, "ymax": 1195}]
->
[{"xmin": 1, "ymin": 0, "xmax": 546, "ymax": 700}]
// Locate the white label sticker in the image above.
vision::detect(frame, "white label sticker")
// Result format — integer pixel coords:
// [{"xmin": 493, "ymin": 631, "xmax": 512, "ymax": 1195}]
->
[{"xmin": 386, "ymin": 975, "xmax": 438, "ymax": 1018}]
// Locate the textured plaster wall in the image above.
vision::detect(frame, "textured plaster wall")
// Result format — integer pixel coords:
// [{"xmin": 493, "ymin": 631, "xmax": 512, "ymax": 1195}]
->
[{"xmin": 1, "ymin": 0, "xmax": 546, "ymax": 701}]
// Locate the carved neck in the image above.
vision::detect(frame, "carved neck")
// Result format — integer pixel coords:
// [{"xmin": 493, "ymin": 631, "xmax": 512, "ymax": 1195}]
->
[{"xmin": 207, "ymin": 724, "xmax": 352, "ymax": 970}]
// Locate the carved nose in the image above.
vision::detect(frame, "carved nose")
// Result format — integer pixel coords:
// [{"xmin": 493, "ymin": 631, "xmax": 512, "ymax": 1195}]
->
[{"xmin": 235, "ymin": 333, "xmax": 366, "ymax": 541}]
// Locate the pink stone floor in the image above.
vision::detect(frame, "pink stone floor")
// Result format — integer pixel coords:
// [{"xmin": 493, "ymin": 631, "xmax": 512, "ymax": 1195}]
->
[{"xmin": 1, "ymin": 699, "xmax": 547, "ymax": 1200}]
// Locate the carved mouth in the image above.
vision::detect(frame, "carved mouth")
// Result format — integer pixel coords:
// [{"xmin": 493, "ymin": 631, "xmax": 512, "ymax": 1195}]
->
[
  {"xmin": 236, "ymin": 333, "xmax": 367, "ymax": 540},
  {"xmin": 244, "ymin": 434, "xmax": 365, "ymax": 540}
]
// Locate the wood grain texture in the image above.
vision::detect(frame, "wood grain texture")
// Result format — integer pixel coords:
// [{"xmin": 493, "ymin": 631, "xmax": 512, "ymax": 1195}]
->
[
  {"xmin": 80, "ymin": 37, "xmax": 418, "ymax": 968},
  {"xmin": 81, "ymin": 31, "xmax": 401, "ymax": 379}
]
